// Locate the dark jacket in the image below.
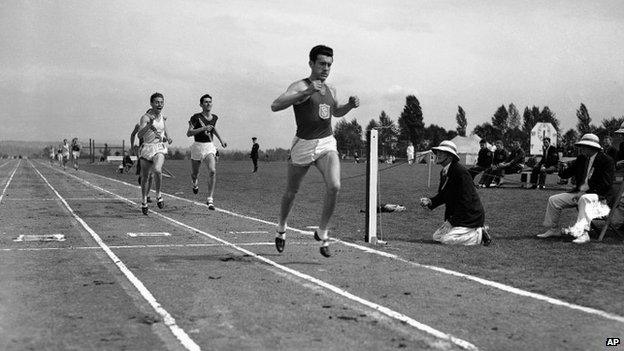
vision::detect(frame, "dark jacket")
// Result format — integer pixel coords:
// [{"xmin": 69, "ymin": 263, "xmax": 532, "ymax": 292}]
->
[
  {"xmin": 506, "ymin": 147, "xmax": 525, "ymax": 166},
  {"xmin": 429, "ymin": 160, "xmax": 485, "ymax": 228},
  {"xmin": 250, "ymin": 143, "xmax": 259, "ymax": 159},
  {"xmin": 492, "ymin": 147, "xmax": 508, "ymax": 166},
  {"xmin": 476, "ymin": 148, "xmax": 493, "ymax": 168},
  {"xmin": 559, "ymin": 151, "xmax": 614, "ymax": 199},
  {"xmin": 538, "ymin": 145, "xmax": 559, "ymax": 168}
]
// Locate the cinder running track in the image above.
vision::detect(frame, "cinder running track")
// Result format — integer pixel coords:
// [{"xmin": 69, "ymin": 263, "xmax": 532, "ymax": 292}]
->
[{"xmin": 0, "ymin": 159, "xmax": 621, "ymax": 351}]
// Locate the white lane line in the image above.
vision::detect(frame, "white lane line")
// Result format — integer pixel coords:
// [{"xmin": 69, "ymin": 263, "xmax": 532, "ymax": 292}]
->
[
  {"xmin": 4, "ymin": 197, "xmax": 130, "ymax": 201},
  {"xmin": 0, "ymin": 160, "xmax": 21, "ymax": 204},
  {"xmin": 29, "ymin": 161, "xmax": 200, "ymax": 351},
  {"xmin": 52, "ymin": 161, "xmax": 624, "ymax": 325},
  {"xmin": 228, "ymin": 230, "xmax": 269, "ymax": 234},
  {"xmin": 39, "ymin": 162, "xmax": 478, "ymax": 350},
  {"xmin": 1, "ymin": 242, "xmax": 305, "ymax": 252}
]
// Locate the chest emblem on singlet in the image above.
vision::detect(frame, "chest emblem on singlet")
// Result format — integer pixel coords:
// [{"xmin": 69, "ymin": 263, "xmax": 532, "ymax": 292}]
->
[{"xmin": 319, "ymin": 103, "xmax": 331, "ymax": 119}]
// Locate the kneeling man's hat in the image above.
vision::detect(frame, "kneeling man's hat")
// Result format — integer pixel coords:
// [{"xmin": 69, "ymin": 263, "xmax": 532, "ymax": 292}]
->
[{"xmin": 432, "ymin": 140, "xmax": 460, "ymax": 160}]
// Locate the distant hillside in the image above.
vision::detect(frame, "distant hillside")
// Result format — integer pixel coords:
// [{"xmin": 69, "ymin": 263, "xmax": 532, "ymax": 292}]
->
[{"xmin": 0, "ymin": 140, "xmax": 56, "ymax": 158}]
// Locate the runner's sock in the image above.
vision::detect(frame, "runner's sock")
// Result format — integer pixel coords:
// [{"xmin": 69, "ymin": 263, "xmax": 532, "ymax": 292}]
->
[{"xmin": 317, "ymin": 229, "xmax": 329, "ymax": 241}]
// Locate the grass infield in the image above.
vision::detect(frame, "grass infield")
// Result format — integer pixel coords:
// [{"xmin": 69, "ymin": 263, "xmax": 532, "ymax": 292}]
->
[{"xmin": 83, "ymin": 159, "xmax": 624, "ymax": 317}]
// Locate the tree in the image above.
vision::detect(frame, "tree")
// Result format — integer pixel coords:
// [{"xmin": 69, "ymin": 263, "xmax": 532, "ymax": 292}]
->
[
  {"xmin": 491, "ymin": 105, "xmax": 509, "ymax": 136},
  {"xmin": 334, "ymin": 118, "xmax": 363, "ymax": 156},
  {"xmin": 377, "ymin": 111, "xmax": 399, "ymax": 157},
  {"xmin": 538, "ymin": 106, "xmax": 560, "ymax": 132},
  {"xmin": 423, "ymin": 124, "xmax": 449, "ymax": 150},
  {"xmin": 576, "ymin": 103, "xmax": 592, "ymax": 135},
  {"xmin": 473, "ymin": 122, "xmax": 501, "ymax": 143},
  {"xmin": 397, "ymin": 95, "xmax": 424, "ymax": 149},
  {"xmin": 601, "ymin": 117, "xmax": 624, "ymax": 137},
  {"xmin": 522, "ymin": 106, "xmax": 537, "ymax": 135},
  {"xmin": 455, "ymin": 106, "xmax": 467, "ymax": 136},
  {"xmin": 508, "ymin": 103, "xmax": 521, "ymax": 130},
  {"xmin": 561, "ymin": 129, "xmax": 579, "ymax": 156}
]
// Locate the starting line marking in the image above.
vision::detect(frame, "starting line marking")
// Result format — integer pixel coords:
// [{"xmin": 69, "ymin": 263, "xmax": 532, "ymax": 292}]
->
[
  {"xmin": 127, "ymin": 232, "xmax": 171, "ymax": 237},
  {"xmin": 13, "ymin": 234, "xmax": 66, "ymax": 242},
  {"xmin": 40, "ymin": 161, "xmax": 478, "ymax": 351},
  {"xmin": 61, "ymin": 161, "xmax": 624, "ymax": 326}
]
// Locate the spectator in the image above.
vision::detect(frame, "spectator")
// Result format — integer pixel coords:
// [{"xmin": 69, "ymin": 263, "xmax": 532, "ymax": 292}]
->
[
  {"xmin": 122, "ymin": 152, "xmax": 134, "ymax": 173},
  {"xmin": 480, "ymin": 140, "xmax": 508, "ymax": 187},
  {"xmin": 406, "ymin": 142, "xmax": 415, "ymax": 165},
  {"xmin": 529, "ymin": 137, "xmax": 559, "ymax": 189},
  {"xmin": 536, "ymin": 133, "xmax": 615, "ymax": 244},
  {"xmin": 603, "ymin": 135, "xmax": 618, "ymax": 162},
  {"xmin": 250, "ymin": 137, "xmax": 259, "ymax": 172},
  {"xmin": 468, "ymin": 139, "xmax": 493, "ymax": 185}
]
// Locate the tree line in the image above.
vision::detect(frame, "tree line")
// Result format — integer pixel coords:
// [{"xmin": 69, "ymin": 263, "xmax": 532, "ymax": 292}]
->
[{"xmin": 334, "ymin": 96, "xmax": 624, "ymax": 158}]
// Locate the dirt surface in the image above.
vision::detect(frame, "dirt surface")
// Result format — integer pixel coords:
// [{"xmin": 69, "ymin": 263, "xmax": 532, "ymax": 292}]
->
[{"xmin": 0, "ymin": 159, "xmax": 622, "ymax": 350}]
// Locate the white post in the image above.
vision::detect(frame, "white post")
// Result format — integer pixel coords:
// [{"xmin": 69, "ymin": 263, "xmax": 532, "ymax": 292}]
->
[
  {"xmin": 365, "ymin": 129, "xmax": 378, "ymax": 244},
  {"xmin": 427, "ymin": 151, "xmax": 432, "ymax": 188}
]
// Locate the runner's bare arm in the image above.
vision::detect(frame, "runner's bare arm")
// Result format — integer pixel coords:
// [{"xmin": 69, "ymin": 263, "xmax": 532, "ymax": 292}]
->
[
  {"xmin": 130, "ymin": 124, "xmax": 139, "ymax": 148},
  {"xmin": 137, "ymin": 115, "xmax": 153, "ymax": 139},
  {"xmin": 271, "ymin": 80, "xmax": 319, "ymax": 112},
  {"xmin": 213, "ymin": 128, "xmax": 227, "ymax": 148},
  {"xmin": 163, "ymin": 121, "xmax": 172, "ymax": 144},
  {"xmin": 330, "ymin": 86, "xmax": 359, "ymax": 117}
]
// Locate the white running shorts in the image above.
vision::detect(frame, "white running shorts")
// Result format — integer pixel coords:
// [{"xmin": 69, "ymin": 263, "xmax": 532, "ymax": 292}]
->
[
  {"xmin": 190, "ymin": 141, "xmax": 217, "ymax": 161},
  {"xmin": 140, "ymin": 142, "xmax": 168, "ymax": 161},
  {"xmin": 289, "ymin": 135, "xmax": 338, "ymax": 166}
]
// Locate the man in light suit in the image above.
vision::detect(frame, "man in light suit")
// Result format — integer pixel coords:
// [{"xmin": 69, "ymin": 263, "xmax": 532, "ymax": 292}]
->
[{"xmin": 537, "ymin": 133, "xmax": 615, "ymax": 244}]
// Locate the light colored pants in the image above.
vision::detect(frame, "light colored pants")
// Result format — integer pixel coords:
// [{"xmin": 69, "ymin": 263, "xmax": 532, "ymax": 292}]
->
[
  {"xmin": 432, "ymin": 221, "xmax": 483, "ymax": 246},
  {"xmin": 543, "ymin": 192, "xmax": 610, "ymax": 237}
]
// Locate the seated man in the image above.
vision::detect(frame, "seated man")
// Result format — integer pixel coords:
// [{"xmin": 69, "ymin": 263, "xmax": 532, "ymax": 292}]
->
[
  {"xmin": 536, "ymin": 133, "xmax": 614, "ymax": 244},
  {"xmin": 529, "ymin": 137, "xmax": 559, "ymax": 189},
  {"xmin": 497, "ymin": 140, "xmax": 525, "ymax": 177},
  {"xmin": 419, "ymin": 140, "xmax": 491, "ymax": 246},
  {"xmin": 122, "ymin": 152, "xmax": 134, "ymax": 173},
  {"xmin": 480, "ymin": 139, "xmax": 507, "ymax": 187},
  {"xmin": 468, "ymin": 139, "xmax": 493, "ymax": 185}
]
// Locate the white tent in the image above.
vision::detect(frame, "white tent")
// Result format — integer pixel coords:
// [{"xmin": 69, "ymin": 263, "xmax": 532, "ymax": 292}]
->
[{"xmin": 450, "ymin": 135, "xmax": 482, "ymax": 165}]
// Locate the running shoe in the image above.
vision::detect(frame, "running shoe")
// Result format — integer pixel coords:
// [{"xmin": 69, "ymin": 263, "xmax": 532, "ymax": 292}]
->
[
  {"xmin": 319, "ymin": 242, "xmax": 331, "ymax": 258},
  {"xmin": 156, "ymin": 196, "xmax": 164, "ymax": 209},
  {"xmin": 275, "ymin": 232, "xmax": 286, "ymax": 253},
  {"xmin": 141, "ymin": 203, "xmax": 148, "ymax": 215},
  {"xmin": 192, "ymin": 185, "xmax": 199, "ymax": 194},
  {"xmin": 207, "ymin": 199, "xmax": 215, "ymax": 210}
]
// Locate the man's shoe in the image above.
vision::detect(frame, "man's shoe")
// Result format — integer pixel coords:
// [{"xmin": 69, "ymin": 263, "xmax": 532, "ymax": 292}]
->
[
  {"xmin": 207, "ymin": 199, "xmax": 215, "ymax": 210},
  {"xmin": 529, "ymin": 184, "xmax": 537, "ymax": 189},
  {"xmin": 147, "ymin": 196, "xmax": 152, "ymax": 203},
  {"xmin": 156, "ymin": 196, "xmax": 164, "ymax": 209},
  {"xmin": 319, "ymin": 243, "xmax": 331, "ymax": 257},
  {"xmin": 572, "ymin": 232, "xmax": 590, "ymax": 244},
  {"xmin": 538, "ymin": 185, "xmax": 546, "ymax": 189},
  {"xmin": 275, "ymin": 233, "xmax": 285, "ymax": 253},
  {"xmin": 481, "ymin": 227, "xmax": 492, "ymax": 246},
  {"xmin": 536, "ymin": 229, "xmax": 560, "ymax": 238},
  {"xmin": 141, "ymin": 203, "xmax": 148, "ymax": 215}
]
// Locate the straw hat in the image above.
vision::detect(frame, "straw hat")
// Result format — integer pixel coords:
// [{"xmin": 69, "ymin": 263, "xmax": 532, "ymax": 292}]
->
[
  {"xmin": 574, "ymin": 133, "xmax": 602, "ymax": 149},
  {"xmin": 432, "ymin": 140, "xmax": 459, "ymax": 160}
]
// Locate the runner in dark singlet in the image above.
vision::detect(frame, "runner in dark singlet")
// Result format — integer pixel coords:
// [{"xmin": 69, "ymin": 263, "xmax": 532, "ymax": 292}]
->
[{"xmin": 270, "ymin": 45, "xmax": 360, "ymax": 257}]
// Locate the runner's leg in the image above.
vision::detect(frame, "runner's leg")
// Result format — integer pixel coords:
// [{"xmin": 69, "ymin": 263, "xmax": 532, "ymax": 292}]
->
[
  {"xmin": 278, "ymin": 164, "xmax": 309, "ymax": 232},
  {"xmin": 315, "ymin": 151, "xmax": 341, "ymax": 239}
]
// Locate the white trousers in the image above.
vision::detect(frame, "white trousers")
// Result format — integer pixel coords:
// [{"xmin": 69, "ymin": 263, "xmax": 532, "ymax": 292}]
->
[
  {"xmin": 432, "ymin": 221, "xmax": 483, "ymax": 246},
  {"xmin": 543, "ymin": 192, "xmax": 610, "ymax": 237}
]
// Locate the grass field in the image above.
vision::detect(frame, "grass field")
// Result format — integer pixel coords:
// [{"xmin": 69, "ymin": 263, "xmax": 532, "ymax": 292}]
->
[
  {"xmin": 85, "ymin": 159, "xmax": 624, "ymax": 317},
  {"xmin": 1, "ymin": 158, "xmax": 623, "ymax": 350}
]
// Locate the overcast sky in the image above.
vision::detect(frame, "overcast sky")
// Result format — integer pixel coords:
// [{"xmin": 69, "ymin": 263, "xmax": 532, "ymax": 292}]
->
[{"xmin": 1, "ymin": 0, "xmax": 623, "ymax": 150}]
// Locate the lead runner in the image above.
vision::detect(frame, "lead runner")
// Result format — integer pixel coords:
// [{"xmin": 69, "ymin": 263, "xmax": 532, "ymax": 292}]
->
[
  {"xmin": 136, "ymin": 92, "xmax": 172, "ymax": 215},
  {"xmin": 270, "ymin": 45, "xmax": 360, "ymax": 257}
]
